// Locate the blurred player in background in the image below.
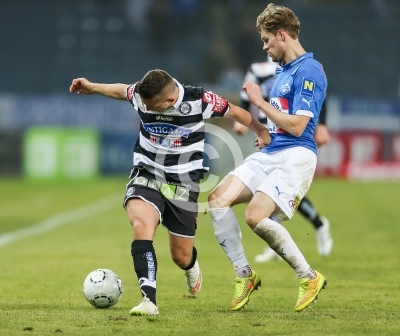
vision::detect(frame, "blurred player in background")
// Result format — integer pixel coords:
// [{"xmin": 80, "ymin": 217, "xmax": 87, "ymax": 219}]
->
[
  {"xmin": 208, "ymin": 3, "xmax": 328, "ymax": 312},
  {"xmin": 233, "ymin": 56, "xmax": 333, "ymax": 262},
  {"xmin": 69, "ymin": 69, "xmax": 270, "ymax": 316}
]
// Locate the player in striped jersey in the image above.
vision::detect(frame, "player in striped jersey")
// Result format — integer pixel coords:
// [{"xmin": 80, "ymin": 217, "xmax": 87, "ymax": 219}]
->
[
  {"xmin": 69, "ymin": 69, "xmax": 270, "ymax": 316},
  {"xmin": 234, "ymin": 56, "xmax": 333, "ymax": 262}
]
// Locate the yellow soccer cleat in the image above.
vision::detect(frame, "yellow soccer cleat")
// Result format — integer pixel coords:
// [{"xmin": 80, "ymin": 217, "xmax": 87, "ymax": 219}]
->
[
  {"xmin": 294, "ymin": 270, "xmax": 328, "ymax": 312},
  {"xmin": 230, "ymin": 271, "xmax": 261, "ymax": 311}
]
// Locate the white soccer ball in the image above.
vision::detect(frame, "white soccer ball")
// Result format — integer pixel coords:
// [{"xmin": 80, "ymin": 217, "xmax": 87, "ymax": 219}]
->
[{"xmin": 83, "ymin": 269, "xmax": 123, "ymax": 308}]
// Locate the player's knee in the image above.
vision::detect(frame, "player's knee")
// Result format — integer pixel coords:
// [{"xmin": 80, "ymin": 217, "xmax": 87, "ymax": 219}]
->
[
  {"xmin": 208, "ymin": 188, "xmax": 231, "ymax": 208},
  {"xmin": 128, "ymin": 210, "xmax": 157, "ymax": 239},
  {"xmin": 245, "ymin": 206, "xmax": 264, "ymax": 228},
  {"xmin": 171, "ymin": 250, "xmax": 191, "ymax": 269},
  {"xmin": 208, "ymin": 189, "xmax": 221, "ymax": 207}
]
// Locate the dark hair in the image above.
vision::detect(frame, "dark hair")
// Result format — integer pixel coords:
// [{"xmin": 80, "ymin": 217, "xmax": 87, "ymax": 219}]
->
[
  {"xmin": 256, "ymin": 3, "xmax": 300, "ymax": 39},
  {"xmin": 136, "ymin": 69, "xmax": 174, "ymax": 99}
]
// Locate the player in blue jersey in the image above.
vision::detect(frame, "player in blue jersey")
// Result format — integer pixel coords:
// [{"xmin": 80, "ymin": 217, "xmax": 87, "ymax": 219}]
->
[
  {"xmin": 208, "ymin": 3, "xmax": 328, "ymax": 312},
  {"xmin": 234, "ymin": 56, "xmax": 333, "ymax": 262}
]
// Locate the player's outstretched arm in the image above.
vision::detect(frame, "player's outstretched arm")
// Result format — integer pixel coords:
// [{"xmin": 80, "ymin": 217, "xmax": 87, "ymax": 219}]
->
[
  {"xmin": 243, "ymin": 81, "xmax": 309, "ymax": 137},
  {"xmin": 225, "ymin": 103, "xmax": 271, "ymax": 145},
  {"xmin": 69, "ymin": 78, "xmax": 127, "ymax": 100}
]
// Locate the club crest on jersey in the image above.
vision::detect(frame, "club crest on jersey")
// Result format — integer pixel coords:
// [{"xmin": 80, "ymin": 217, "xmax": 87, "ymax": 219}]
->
[
  {"xmin": 126, "ymin": 187, "xmax": 135, "ymax": 196},
  {"xmin": 280, "ymin": 82, "xmax": 291, "ymax": 95},
  {"xmin": 301, "ymin": 78, "xmax": 316, "ymax": 98},
  {"xmin": 178, "ymin": 102, "xmax": 192, "ymax": 115}
]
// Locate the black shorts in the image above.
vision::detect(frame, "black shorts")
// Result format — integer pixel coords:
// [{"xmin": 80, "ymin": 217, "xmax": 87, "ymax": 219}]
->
[{"xmin": 123, "ymin": 170, "xmax": 199, "ymax": 238}]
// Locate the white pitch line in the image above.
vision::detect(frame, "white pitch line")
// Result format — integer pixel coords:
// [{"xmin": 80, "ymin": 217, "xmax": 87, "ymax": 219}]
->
[{"xmin": 0, "ymin": 193, "xmax": 122, "ymax": 248}]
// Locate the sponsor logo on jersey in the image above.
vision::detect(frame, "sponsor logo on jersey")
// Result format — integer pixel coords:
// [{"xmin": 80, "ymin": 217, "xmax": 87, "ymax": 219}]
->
[
  {"xmin": 143, "ymin": 123, "xmax": 192, "ymax": 138},
  {"xmin": 302, "ymin": 97, "xmax": 312, "ymax": 107},
  {"xmin": 288, "ymin": 195, "xmax": 301, "ymax": 211},
  {"xmin": 301, "ymin": 77, "xmax": 316, "ymax": 98},
  {"xmin": 269, "ymin": 98, "xmax": 289, "ymax": 134},
  {"xmin": 270, "ymin": 97, "xmax": 289, "ymax": 113},
  {"xmin": 212, "ymin": 95, "xmax": 228, "ymax": 113},
  {"xmin": 202, "ymin": 91, "xmax": 228, "ymax": 114},
  {"xmin": 150, "ymin": 136, "xmax": 183, "ymax": 148},
  {"xmin": 202, "ymin": 91, "xmax": 215, "ymax": 104},
  {"xmin": 143, "ymin": 122, "xmax": 193, "ymax": 148},
  {"xmin": 156, "ymin": 115, "xmax": 173, "ymax": 121},
  {"xmin": 127, "ymin": 85, "xmax": 134, "ymax": 101},
  {"xmin": 178, "ymin": 102, "xmax": 192, "ymax": 115}
]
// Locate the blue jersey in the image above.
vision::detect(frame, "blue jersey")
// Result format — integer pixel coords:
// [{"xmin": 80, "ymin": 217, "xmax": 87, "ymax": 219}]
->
[{"xmin": 262, "ymin": 52, "xmax": 327, "ymax": 155}]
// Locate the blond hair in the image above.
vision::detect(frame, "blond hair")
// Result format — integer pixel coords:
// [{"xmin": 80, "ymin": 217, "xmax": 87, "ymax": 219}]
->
[{"xmin": 256, "ymin": 3, "xmax": 300, "ymax": 39}]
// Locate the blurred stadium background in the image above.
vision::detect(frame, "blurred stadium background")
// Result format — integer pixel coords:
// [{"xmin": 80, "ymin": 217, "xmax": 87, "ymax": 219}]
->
[
  {"xmin": 0, "ymin": 0, "xmax": 400, "ymax": 181},
  {"xmin": 1, "ymin": 2, "xmax": 400, "ymax": 333}
]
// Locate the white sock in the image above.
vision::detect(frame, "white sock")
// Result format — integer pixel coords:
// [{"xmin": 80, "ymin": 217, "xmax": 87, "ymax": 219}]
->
[
  {"xmin": 253, "ymin": 218, "xmax": 315, "ymax": 279},
  {"xmin": 210, "ymin": 207, "xmax": 252, "ymax": 278}
]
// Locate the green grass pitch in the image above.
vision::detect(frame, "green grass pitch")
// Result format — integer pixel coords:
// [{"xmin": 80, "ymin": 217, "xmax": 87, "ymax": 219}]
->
[{"xmin": 0, "ymin": 177, "xmax": 399, "ymax": 335}]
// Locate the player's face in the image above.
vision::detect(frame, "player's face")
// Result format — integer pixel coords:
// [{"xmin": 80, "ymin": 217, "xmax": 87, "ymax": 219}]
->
[
  {"xmin": 141, "ymin": 87, "xmax": 175, "ymax": 112},
  {"xmin": 260, "ymin": 29, "xmax": 284, "ymax": 63},
  {"xmin": 141, "ymin": 96, "xmax": 171, "ymax": 112}
]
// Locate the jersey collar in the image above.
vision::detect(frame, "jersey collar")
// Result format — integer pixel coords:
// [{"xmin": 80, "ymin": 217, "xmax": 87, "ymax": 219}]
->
[
  {"xmin": 279, "ymin": 52, "xmax": 314, "ymax": 70},
  {"xmin": 172, "ymin": 80, "xmax": 184, "ymax": 109}
]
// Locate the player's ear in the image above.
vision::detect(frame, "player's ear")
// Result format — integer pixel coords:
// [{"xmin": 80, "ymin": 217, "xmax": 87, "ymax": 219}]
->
[
  {"xmin": 166, "ymin": 95, "xmax": 175, "ymax": 103},
  {"xmin": 278, "ymin": 29, "xmax": 285, "ymax": 42}
]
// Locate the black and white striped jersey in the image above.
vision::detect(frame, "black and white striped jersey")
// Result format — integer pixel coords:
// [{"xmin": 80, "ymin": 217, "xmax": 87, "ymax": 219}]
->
[
  {"xmin": 125, "ymin": 80, "xmax": 230, "ymax": 183},
  {"xmin": 240, "ymin": 58, "xmax": 277, "ymax": 125}
]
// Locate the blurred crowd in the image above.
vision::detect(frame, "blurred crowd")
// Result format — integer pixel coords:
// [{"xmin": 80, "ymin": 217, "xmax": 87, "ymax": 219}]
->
[{"xmin": 0, "ymin": 0, "xmax": 399, "ymax": 99}]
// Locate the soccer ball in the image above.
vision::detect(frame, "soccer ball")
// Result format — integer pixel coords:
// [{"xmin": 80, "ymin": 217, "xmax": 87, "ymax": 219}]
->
[{"xmin": 83, "ymin": 269, "xmax": 123, "ymax": 308}]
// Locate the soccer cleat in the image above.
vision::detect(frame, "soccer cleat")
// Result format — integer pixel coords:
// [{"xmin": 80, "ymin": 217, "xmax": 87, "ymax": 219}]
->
[
  {"xmin": 294, "ymin": 270, "xmax": 327, "ymax": 312},
  {"xmin": 184, "ymin": 260, "xmax": 202, "ymax": 295},
  {"xmin": 316, "ymin": 216, "xmax": 333, "ymax": 256},
  {"xmin": 129, "ymin": 297, "xmax": 159, "ymax": 316},
  {"xmin": 230, "ymin": 271, "xmax": 261, "ymax": 311},
  {"xmin": 254, "ymin": 247, "xmax": 283, "ymax": 263}
]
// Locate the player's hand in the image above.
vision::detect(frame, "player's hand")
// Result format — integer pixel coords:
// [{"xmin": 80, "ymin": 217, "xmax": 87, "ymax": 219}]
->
[
  {"xmin": 255, "ymin": 137, "xmax": 266, "ymax": 149},
  {"xmin": 314, "ymin": 124, "xmax": 330, "ymax": 146},
  {"xmin": 69, "ymin": 78, "xmax": 93, "ymax": 95},
  {"xmin": 242, "ymin": 82, "xmax": 264, "ymax": 107},
  {"xmin": 257, "ymin": 128, "xmax": 271, "ymax": 148}
]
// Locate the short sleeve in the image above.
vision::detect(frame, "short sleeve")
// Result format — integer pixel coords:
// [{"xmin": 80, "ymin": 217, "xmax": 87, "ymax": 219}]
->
[
  {"xmin": 125, "ymin": 83, "xmax": 139, "ymax": 110},
  {"xmin": 292, "ymin": 66, "xmax": 327, "ymax": 120},
  {"xmin": 201, "ymin": 91, "xmax": 231, "ymax": 119}
]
